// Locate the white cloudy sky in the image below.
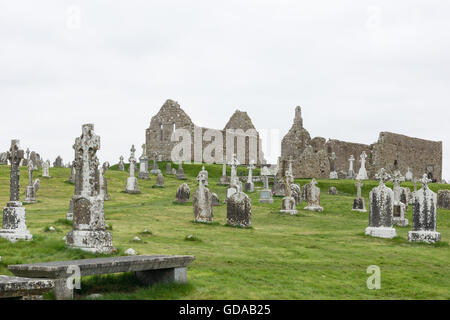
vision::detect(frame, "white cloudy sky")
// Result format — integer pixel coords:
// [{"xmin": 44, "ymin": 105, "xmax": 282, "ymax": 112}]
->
[{"xmin": 1, "ymin": 0, "xmax": 449, "ymax": 179}]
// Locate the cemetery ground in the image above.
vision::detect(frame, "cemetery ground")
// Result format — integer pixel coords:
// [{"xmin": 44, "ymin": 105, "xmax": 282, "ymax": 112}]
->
[{"xmin": 0, "ymin": 164, "xmax": 449, "ymax": 300}]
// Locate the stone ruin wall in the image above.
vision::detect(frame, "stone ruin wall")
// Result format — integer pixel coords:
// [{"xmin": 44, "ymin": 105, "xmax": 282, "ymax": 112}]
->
[
  {"xmin": 145, "ymin": 100, "xmax": 265, "ymax": 165},
  {"xmin": 281, "ymin": 107, "xmax": 443, "ymax": 182}
]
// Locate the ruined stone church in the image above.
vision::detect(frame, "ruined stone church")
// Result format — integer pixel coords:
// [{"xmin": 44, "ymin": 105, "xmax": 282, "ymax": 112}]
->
[
  {"xmin": 145, "ymin": 99, "xmax": 265, "ymax": 165},
  {"xmin": 281, "ymin": 106, "xmax": 443, "ymax": 182}
]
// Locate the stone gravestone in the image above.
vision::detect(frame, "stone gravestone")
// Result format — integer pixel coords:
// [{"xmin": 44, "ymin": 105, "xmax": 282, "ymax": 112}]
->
[
  {"xmin": 408, "ymin": 175, "xmax": 441, "ymax": 243},
  {"xmin": 329, "ymin": 152, "xmax": 338, "ymax": 180},
  {"xmin": 68, "ymin": 162, "xmax": 76, "ymax": 184},
  {"xmin": 53, "ymin": 156, "xmax": 63, "ymax": 168},
  {"xmin": 199, "ymin": 166, "xmax": 209, "ymax": 186},
  {"xmin": 226, "ymin": 154, "xmax": 242, "ymax": 200},
  {"xmin": 392, "ymin": 171, "xmax": 408, "ymax": 226},
  {"xmin": 437, "ymin": 189, "xmax": 450, "ymax": 209},
  {"xmin": 365, "ymin": 168, "xmax": 397, "ymax": 239},
  {"xmin": 65, "ymin": 124, "xmax": 115, "ymax": 254},
  {"xmin": 212, "ymin": 193, "xmax": 220, "ymax": 206},
  {"xmin": 176, "ymin": 160, "xmax": 187, "ymax": 180},
  {"xmin": 0, "ymin": 140, "xmax": 33, "ymax": 242},
  {"xmin": 154, "ymin": 173, "xmax": 165, "ymax": 188},
  {"xmin": 280, "ymin": 171, "xmax": 298, "ymax": 215},
  {"xmin": 23, "ymin": 160, "xmax": 40, "ymax": 204},
  {"xmin": 400, "ymin": 187, "xmax": 411, "ymax": 210},
  {"xmin": 227, "ymin": 191, "xmax": 252, "ymax": 228},
  {"xmin": 259, "ymin": 166, "xmax": 274, "ymax": 204},
  {"xmin": 67, "ymin": 199, "xmax": 74, "ymax": 221},
  {"xmin": 118, "ymin": 156, "xmax": 125, "ymax": 171},
  {"xmin": 290, "ymin": 184, "xmax": 301, "ymax": 205},
  {"xmin": 42, "ymin": 160, "xmax": 51, "ymax": 178},
  {"xmin": 100, "ymin": 162, "xmax": 111, "ymax": 201},
  {"xmin": 22, "ymin": 148, "xmax": 30, "ymax": 167},
  {"xmin": 405, "ymin": 167, "xmax": 413, "ymax": 181},
  {"xmin": 352, "ymin": 180, "xmax": 367, "ymax": 212},
  {"xmin": 244, "ymin": 161, "xmax": 255, "ymax": 192},
  {"xmin": 150, "ymin": 152, "xmax": 161, "ymax": 175},
  {"xmin": 346, "ymin": 155, "xmax": 355, "ymax": 179},
  {"xmin": 193, "ymin": 172, "xmax": 214, "ymax": 223},
  {"xmin": 328, "ymin": 187, "xmax": 338, "ymax": 195},
  {"xmin": 166, "ymin": 163, "xmax": 172, "ymax": 175},
  {"xmin": 356, "ymin": 151, "xmax": 369, "ymax": 180},
  {"xmin": 0, "ymin": 152, "xmax": 8, "ymax": 164},
  {"xmin": 124, "ymin": 145, "xmax": 140, "ymax": 194},
  {"xmin": 218, "ymin": 161, "xmax": 230, "ymax": 185},
  {"xmin": 303, "ymin": 178, "xmax": 323, "ymax": 212},
  {"xmin": 138, "ymin": 144, "xmax": 150, "ymax": 180},
  {"xmin": 272, "ymin": 157, "xmax": 286, "ymax": 197},
  {"xmin": 175, "ymin": 183, "xmax": 190, "ymax": 203}
]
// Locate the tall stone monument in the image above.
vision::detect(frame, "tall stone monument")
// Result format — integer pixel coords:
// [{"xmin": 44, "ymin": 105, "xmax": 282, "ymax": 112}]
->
[
  {"xmin": 176, "ymin": 160, "xmax": 187, "ymax": 180},
  {"xmin": 42, "ymin": 160, "xmax": 51, "ymax": 178},
  {"xmin": 124, "ymin": 145, "xmax": 141, "ymax": 194},
  {"xmin": 100, "ymin": 162, "xmax": 111, "ymax": 201},
  {"xmin": 352, "ymin": 180, "xmax": 366, "ymax": 212},
  {"xmin": 329, "ymin": 152, "xmax": 338, "ymax": 180},
  {"xmin": 347, "ymin": 155, "xmax": 355, "ymax": 179},
  {"xmin": 65, "ymin": 124, "xmax": 115, "ymax": 253},
  {"xmin": 218, "ymin": 160, "xmax": 230, "ymax": 185},
  {"xmin": 0, "ymin": 140, "xmax": 33, "ymax": 242},
  {"xmin": 139, "ymin": 144, "xmax": 150, "ymax": 180},
  {"xmin": 193, "ymin": 172, "xmax": 214, "ymax": 223},
  {"xmin": 118, "ymin": 156, "xmax": 125, "ymax": 171},
  {"xmin": 408, "ymin": 174, "xmax": 441, "ymax": 243},
  {"xmin": 259, "ymin": 166, "xmax": 274, "ymax": 204},
  {"xmin": 226, "ymin": 154, "xmax": 242, "ymax": 200},
  {"xmin": 303, "ymin": 178, "xmax": 323, "ymax": 212},
  {"xmin": 365, "ymin": 168, "xmax": 397, "ymax": 239},
  {"xmin": 23, "ymin": 160, "xmax": 40, "ymax": 204},
  {"xmin": 150, "ymin": 152, "xmax": 161, "ymax": 175},
  {"xmin": 280, "ymin": 170, "xmax": 298, "ymax": 215},
  {"xmin": 392, "ymin": 171, "xmax": 408, "ymax": 226},
  {"xmin": 244, "ymin": 161, "xmax": 255, "ymax": 192},
  {"xmin": 356, "ymin": 151, "xmax": 369, "ymax": 180}
]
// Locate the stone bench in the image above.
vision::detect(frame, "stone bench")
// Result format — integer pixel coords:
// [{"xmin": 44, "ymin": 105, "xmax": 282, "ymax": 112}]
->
[
  {"xmin": 8, "ymin": 254, "xmax": 195, "ymax": 300},
  {"xmin": 0, "ymin": 275, "xmax": 54, "ymax": 299}
]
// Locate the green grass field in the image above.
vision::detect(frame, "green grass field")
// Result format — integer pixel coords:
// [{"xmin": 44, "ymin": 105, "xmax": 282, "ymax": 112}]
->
[{"xmin": 0, "ymin": 163, "xmax": 449, "ymax": 300}]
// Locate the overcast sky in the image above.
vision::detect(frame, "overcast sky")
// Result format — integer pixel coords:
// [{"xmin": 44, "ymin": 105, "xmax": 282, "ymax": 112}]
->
[{"xmin": 1, "ymin": 0, "xmax": 449, "ymax": 179}]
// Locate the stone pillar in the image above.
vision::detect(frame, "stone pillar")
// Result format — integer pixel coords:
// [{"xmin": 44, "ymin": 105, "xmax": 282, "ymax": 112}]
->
[
  {"xmin": 356, "ymin": 151, "xmax": 369, "ymax": 180},
  {"xmin": 259, "ymin": 166, "xmax": 273, "ymax": 204},
  {"xmin": 0, "ymin": 140, "xmax": 33, "ymax": 242},
  {"xmin": 408, "ymin": 175, "xmax": 441, "ymax": 243},
  {"xmin": 124, "ymin": 145, "xmax": 141, "ymax": 194},
  {"xmin": 65, "ymin": 124, "xmax": 115, "ymax": 254},
  {"xmin": 244, "ymin": 161, "xmax": 255, "ymax": 192},
  {"xmin": 347, "ymin": 155, "xmax": 355, "ymax": 179},
  {"xmin": 352, "ymin": 180, "xmax": 367, "ymax": 212},
  {"xmin": 139, "ymin": 144, "xmax": 150, "ymax": 180},
  {"xmin": 193, "ymin": 172, "xmax": 213, "ymax": 223},
  {"xmin": 365, "ymin": 168, "xmax": 397, "ymax": 239}
]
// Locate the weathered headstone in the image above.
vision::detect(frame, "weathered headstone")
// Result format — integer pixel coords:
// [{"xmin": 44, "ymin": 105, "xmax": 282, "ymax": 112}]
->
[
  {"xmin": 193, "ymin": 172, "xmax": 213, "ymax": 223},
  {"xmin": 365, "ymin": 168, "xmax": 397, "ymax": 239},
  {"xmin": 42, "ymin": 160, "xmax": 51, "ymax": 178},
  {"xmin": 66, "ymin": 199, "xmax": 74, "ymax": 221},
  {"xmin": 124, "ymin": 145, "xmax": 141, "ymax": 194},
  {"xmin": 329, "ymin": 152, "xmax": 338, "ymax": 179},
  {"xmin": 212, "ymin": 193, "xmax": 220, "ymax": 206},
  {"xmin": 259, "ymin": 166, "xmax": 273, "ymax": 204},
  {"xmin": 405, "ymin": 167, "xmax": 413, "ymax": 181},
  {"xmin": 356, "ymin": 151, "xmax": 369, "ymax": 180},
  {"xmin": 176, "ymin": 160, "xmax": 187, "ymax": 180},
  {"xmin": 0, "ymin": 140, "xmax": 33, "ymax": 242},
  {"xmin": 175, "ymin": 183, "xmax": 190, "ymax": 203},
  {"xmin": 392, "ymin": 171, "xmax": 408, "ymax": 226},
  {"xmin": 408, "ymin": 175, "xmax": 441, "ymax": 243},
  {"xmin": 227, "ymin": 191, "xmax": 251, "ymax": 227},
  {"xmin": 65, "ymin": 124, "xmax": 115, "ymax": 253},
  {"xmin": 437, "ymin": 189, "xmax": 450, "ymax": 209},
  {"xmin": 244, "ymin": 161, "xmax": 255, "ymax": 192},
  {"xmin": 303, "ymin": 179, "xmax": 323, "ymax": 212},
  {"xmin": 352, "ymin": 180, "xmax": 367, "ymax": 212},
  {"xmin": 218, "ymin": 161, "xmax": 230, "ymax": 185},
  {"xmin": 272, "ymin": 157, "xmax": 286, "ymax": 197},
  {"xmin": 100, "ymin": 162, "xmax": 111, "ymax": 201},
  {"xmin": 328, "ymin": 187, "xmax": 338, "ymax": 195},
  {"xmin": 166, "ymin": 163, "xmax": 172, "ymax": 175},
  {"xmin": 23, "ymin": 160, "xmax": 40, "ymax": 204},
  {"xmin": 347, "ymin": 155, "xmax": 355, "ymax": 179},
  {"xmin": 155, "ymin": 173, "xmax": 165, "ymax": 188},
  {"xmin": 226, "ymin": 154, "xmax": 242, "ymax": 200},
  {"xmin": 53, "ymin": 156, "xmax": 63, "ymax": 168},
  {"xmin": 138, "ymin": 144, "xmax": 150, "ymax": 180},
  {"xmin": 280, "ymin": 169, "xmax": 298, "ymax": 215},
  {"xmin": 290, "ymin": 184, "xmax": 301, "ymax": 205},
  {"xmin": 150, "ymin": 152, "xmax": 161, "ymax": 175},
  {"xmin": 400, "ymin": 187, "xmax": 411, "ymax": 210},
  {"xmin": 118, "ymin": 156, "xmax": 125, "ymax": 171},
  {"xmin": 0, "ymin": 152, "xmax": 8, "ymax": 165}
]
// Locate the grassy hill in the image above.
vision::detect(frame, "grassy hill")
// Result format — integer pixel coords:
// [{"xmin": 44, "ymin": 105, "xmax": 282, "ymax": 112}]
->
[{"xmin": 0, "ymin": 163, "xmax": 449, "ymax": 300}]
